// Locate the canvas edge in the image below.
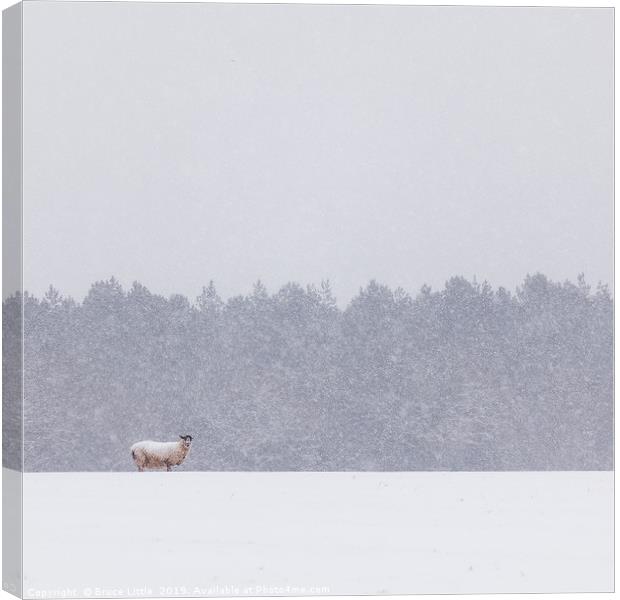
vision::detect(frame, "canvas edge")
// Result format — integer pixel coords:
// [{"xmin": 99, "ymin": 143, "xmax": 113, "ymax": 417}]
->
[{"xmin": 3, "ymin": 2, "xmax": 23, "ymax": 597}]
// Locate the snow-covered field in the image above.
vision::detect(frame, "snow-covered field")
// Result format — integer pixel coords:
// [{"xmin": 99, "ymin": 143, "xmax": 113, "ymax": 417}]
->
[{"xmin": 21, "ymin": 471, "xmax": 613, "ymax": 597}]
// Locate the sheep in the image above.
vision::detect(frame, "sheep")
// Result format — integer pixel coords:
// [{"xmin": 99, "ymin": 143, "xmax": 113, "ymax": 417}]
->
[{"xmin": 131, "ymin": 435, "xmax": 193, "ymax": 471}]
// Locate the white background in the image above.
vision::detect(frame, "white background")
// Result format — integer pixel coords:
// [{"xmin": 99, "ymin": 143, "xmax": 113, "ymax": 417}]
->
[
  {"xmin": 19, "ymin": 1, "xmax": 614, "ymax": 304},
  {"xmin": 0, "ymin": 2, "xmax": 616, "ymax": 600}
]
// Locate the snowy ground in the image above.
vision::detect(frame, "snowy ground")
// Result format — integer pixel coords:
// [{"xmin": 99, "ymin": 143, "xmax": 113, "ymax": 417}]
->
[{"xmin": 21, "ymin": 471, "xmax": 613, "ymax": 597}]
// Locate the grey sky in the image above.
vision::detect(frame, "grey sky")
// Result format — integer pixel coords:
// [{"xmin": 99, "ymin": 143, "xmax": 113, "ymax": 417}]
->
[{"xmin": 22, "ymin": 3, "xmax": 613, "ymax": 304}]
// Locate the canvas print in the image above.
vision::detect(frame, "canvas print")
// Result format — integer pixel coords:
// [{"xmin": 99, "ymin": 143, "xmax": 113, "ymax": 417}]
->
[{"xmin": 2, "ymin": 2, "xmax": 613, "ymax": 598}]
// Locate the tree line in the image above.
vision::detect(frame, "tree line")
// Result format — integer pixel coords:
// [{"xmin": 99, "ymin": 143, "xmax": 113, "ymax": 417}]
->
[{"xmin": 3, "ymin": 273, "xmax": 613, "ymax": 471}]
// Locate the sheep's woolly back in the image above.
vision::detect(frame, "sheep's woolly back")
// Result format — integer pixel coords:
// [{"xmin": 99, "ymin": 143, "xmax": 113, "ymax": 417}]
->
[
  {"xmin": 132, "ymin": 440, "xmax": 179, "ymax": 457},
  {"xmin": 131, "ymin": 439, "xmax": 190, "ymax": 470}
]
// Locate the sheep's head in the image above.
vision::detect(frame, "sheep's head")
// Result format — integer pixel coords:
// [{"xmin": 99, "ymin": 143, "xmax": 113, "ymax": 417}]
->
[{"xmin": 179, "ymin": 434, "xmax": 193, "ymax": 450}]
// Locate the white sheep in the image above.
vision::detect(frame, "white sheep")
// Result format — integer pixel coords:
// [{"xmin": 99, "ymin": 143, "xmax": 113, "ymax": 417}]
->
[{"xmin": 131, "ymin": 435, "xmax": 193, "ymax": 471}]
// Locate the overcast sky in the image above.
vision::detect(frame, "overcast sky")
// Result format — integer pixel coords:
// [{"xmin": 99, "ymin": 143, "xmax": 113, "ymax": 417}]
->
[{"xmin": 22, "ymin": 3, "xmax": 613, "ymax": 304}]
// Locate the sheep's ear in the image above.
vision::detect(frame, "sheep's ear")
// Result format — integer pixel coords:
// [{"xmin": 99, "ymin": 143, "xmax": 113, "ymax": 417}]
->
[{"xmin": 179, "ymin": 435, "xmax": 185, "ymax": 440}]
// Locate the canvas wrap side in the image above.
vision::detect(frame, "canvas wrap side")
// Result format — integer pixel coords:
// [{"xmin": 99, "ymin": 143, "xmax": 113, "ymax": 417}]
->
[{"xmin": 3, "ymin": 2, "xmax": 23, "ymax": 597}]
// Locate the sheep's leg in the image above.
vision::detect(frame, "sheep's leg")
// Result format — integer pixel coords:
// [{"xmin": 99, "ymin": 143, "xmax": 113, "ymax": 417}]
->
[
  {"xmin": 138, "ymin": 466, "xmax": 144, "ymax": 472},
  {"xmin": 166, "ymin": 464, "xmax": 172, "ymax": 472}
]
